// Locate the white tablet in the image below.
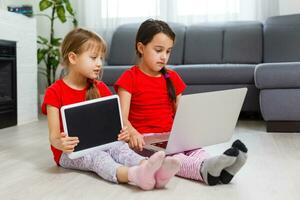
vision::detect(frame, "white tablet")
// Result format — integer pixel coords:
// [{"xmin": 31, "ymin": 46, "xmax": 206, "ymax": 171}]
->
[{"xmin": 61, "ymin": 95, "xmax": 123, "ymax": 159}]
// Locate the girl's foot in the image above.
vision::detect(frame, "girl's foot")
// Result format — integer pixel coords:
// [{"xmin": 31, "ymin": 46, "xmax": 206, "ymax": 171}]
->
[
  {"xmin": 128, "ymin": 151, "xmax": 165, "ymax": 190},
  {"xmin": 220, "ymin": 140, "xmax": 248, "ymax": 184},
  {"xmin": 155, "ymin": 156, "xmax": 181, "ymax": 188},
  {"xmin": 200, "ymin": 147, "xmax": 239, "ymax": 185}
]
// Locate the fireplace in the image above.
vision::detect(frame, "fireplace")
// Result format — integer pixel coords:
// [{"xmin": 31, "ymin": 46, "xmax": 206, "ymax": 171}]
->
[{"xmin": 0, "ymin": 40, "xmax": 17, "ymax": 129}]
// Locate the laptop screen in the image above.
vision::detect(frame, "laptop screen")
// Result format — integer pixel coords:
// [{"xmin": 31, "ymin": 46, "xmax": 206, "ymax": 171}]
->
[{"xmin": 63, "ymin": 97, "xmax": 122, "ymax": 152}]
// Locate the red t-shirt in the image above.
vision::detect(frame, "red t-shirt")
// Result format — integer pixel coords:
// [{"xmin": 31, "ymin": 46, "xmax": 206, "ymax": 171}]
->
[
  {"xmin": 115, "ymin": 66, "xmax": 186, "ymax": 134},
  {"xmin": 41, "ymin": 79, "xmax": 112, "ymax": 165}
]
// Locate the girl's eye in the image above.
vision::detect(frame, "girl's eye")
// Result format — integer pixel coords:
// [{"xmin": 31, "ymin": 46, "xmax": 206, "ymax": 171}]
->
[
  {"xmin": 156, "ymin": 49, "xmax": 162, "ymax": 53},
  {"xmin": 91, "ymin": 56, "xmax": 97, "ymax": 59}
]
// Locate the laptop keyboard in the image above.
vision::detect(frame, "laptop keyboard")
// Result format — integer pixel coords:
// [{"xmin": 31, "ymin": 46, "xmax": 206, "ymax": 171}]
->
[{"xmin": 152, "ymin": 141, "xmax": 168, "ymax": 148}]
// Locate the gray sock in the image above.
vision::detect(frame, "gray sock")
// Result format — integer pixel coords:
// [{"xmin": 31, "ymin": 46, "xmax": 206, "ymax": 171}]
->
[
  {"xmin": 200, "ymin": 148, "xmax": 239, "ymax": 186},
  {"xmin": 220, "ymin": 140, "xmax": 248, "ymax": 184}
]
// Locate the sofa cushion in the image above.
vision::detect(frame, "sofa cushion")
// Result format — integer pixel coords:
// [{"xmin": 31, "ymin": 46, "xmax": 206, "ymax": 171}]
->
[
  {"xmin": 107, "ymin": 22, "xmax": 186, "ymax": 66},
  {"xmin": 168, "ymin": 23, "xmax": 186, "ymax": 65},
  {"xmin": 223, "ymin": 22, "xmax": 263, "ymax": 64},
  {"xmin": 184, "ymin": 22, "xmax": 263, "ymax": 65},
  {"xmin": 184, "ymin": 25, "xmax": 223, "ymax": 64},
  {"xmin": 102, "ymin": 66, "xmax": 131, "ymax": 86},
  {"xmin": 255, "ymin": 62, "xmax": 300, "ymax": 89},
  {"xmin": 173, "ymin": 64, "xmax": 255, "ymax": 84},
  {"xmin": 107, "ymin": 24, "xmax": 138, "ymax": 66},
  {"xmin": 260, "ymin": 89, "xmax": 300, "ymax": 121},
  {"xmin": 264, "ymin": 14, "xmax": 300, "ymax": 63},
  {"xmin": 183, "ymin": 84, "xmax": 259, "ymax": 112}
]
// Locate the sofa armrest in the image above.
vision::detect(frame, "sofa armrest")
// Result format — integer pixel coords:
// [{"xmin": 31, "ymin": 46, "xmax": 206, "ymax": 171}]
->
[{"xmin": 255, "ymin": 62, "xmax": 300, "ymax": 89}]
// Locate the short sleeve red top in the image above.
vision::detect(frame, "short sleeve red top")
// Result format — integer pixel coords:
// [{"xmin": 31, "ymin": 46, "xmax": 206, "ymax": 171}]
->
[
  {"xmin": 114, "ymin": 66, "xmax": 186, "ymax": 134},
  {"xmin": 41, "ymin": 79, "xmax": 112, "ymax": 165}
]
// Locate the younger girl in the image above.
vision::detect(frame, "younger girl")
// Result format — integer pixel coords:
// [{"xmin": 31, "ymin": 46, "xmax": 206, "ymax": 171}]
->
[
  {"xmin": 115, "ymin": 19, "xmax": 248, "ymax": 186},
  {"xmin": 41, "ymin": 28, "xmax": 180, "ymax": 190}
]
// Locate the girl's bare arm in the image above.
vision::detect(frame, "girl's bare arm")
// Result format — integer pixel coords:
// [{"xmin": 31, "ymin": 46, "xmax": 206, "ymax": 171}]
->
[{"xmin": 47, "ymin": 105, "xmax": 79, "ymax": 153}]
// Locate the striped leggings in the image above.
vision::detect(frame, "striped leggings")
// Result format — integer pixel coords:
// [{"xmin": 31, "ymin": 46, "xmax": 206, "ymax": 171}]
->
[
  {"xmin": 173, "ymin": 148, "xmax": 210, "ymax": 182},
  {"xmin": 59, "ymin": 141, "xmax": 145, "ymax": 183}
]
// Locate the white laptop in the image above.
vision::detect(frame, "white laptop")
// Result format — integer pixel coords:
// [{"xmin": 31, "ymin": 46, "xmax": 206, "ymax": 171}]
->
[
  {"xmin": 142, "ymin": 88, "xmax": 247, "ymax": 156},
  {"xmin": 61, "ymin": 95, "xmax": 123, "ymax": 159}
]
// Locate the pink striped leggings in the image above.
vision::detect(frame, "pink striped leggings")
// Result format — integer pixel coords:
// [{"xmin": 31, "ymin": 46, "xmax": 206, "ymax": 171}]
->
[{"xmin": 173, "ymin": 148, "xmax": 210, "ymax": 182}]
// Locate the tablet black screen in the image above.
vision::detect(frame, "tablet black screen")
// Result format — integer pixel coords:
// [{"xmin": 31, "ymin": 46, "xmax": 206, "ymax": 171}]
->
[{"xmin": 64, "ymin": 98, "xmax": 122, "ymax": 152}]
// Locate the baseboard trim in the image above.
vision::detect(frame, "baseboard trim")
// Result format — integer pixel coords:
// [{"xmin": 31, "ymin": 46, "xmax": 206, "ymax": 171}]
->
[{"xmin": 266, "ymin": 121, "xmax": 300, "ymax": 133}]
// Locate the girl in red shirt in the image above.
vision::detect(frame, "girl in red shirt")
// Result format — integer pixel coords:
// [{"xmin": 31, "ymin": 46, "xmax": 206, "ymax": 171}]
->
[
  {"xmin": 116, "ymin": 19, "xmax": 248, "ymax": 186},
  {"xmin": 42, "ymin": 28, "xmax": 180, "ymax": 190}
]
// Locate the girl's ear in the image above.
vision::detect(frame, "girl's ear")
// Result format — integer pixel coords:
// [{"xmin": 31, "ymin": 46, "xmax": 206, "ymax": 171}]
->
[
  {"xmin": 68, "ymin": 52, "xmax": 77, "ymax": 65},
  {"xmin": 136, "ymin": 42, "xmax": 144, "ymax": 56}
]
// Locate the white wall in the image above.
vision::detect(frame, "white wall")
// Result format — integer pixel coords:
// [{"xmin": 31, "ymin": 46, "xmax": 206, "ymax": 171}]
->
[
  {"xmin": 0, "ymin": 0, "xmax": 77, "ymax": 38},
  {"xmin": 279, "ymin": 0, "xmax": 300, "ymax": 15},
  {"xmin": 0, "ymin": 11, "xmax": 38, "ymax": 124},
  {"xmin": 0, "ymin": 0, "xmax": 79, "ymax": 107}
]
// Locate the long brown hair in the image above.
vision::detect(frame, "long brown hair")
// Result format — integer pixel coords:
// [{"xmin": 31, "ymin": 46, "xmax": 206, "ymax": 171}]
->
[
  {"xmin": 135, "ymin": 19, "xmax": 176, "ymax": 102},
  {"xmin": 61, "ymin": 28, "xmax": 107, "ymax": 100}
]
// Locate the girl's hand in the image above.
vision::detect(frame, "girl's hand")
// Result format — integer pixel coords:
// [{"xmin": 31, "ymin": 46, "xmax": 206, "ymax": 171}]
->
[
  {"xmin": 58, "ymin": 132, "xmax": 79, "ymax": 153},
  {"xmin": 129, "ymin": 131, "xmax": 145, "ymax": 152},
  {"xmin": 118, "ymin": 126, "xmax": 130, "ymax": 142}
]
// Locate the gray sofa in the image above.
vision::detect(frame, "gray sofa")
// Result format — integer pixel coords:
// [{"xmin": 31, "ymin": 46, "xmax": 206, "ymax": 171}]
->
[
  {"xmin": 255, "ymin": 14, "xmax": 300, "ymax": 132},
  {"xmin": 102, "ymin": 14, "xmax": 300, "ymax": 132}
]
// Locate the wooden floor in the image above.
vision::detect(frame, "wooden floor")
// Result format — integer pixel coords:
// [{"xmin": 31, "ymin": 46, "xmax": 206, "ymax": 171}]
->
[{"xmin": 0, "ymin": 118, "xmax": 299, "ymax": 200}]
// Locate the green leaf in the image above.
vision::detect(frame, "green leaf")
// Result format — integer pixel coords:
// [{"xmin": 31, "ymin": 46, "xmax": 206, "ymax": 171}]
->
[
  {"xmin": 54, "ymin": 0, "xmax": 63, "ymax": 4},
  {"xmin": 53, "ymin": 49, "xmax": 60, "ymax": 57},
  {"xmin": 72, "ymin": 17, "xmax": 78, "ymax": 28},
  {"xmin": 63, "ymin": 0, "xmax": 74, "ymax": 16},
  {"xmin": 37, "ymin": 36, "xmax": 48, "ymax": 44},
  {"xmin": 37, "ymin": 49, "xmax": 48, "ymax": 64},
  {"xmin": 39, "ymin": 0, "xmax": 53, "ymax": 11},
  {"xmin": 56, "ymin": 5, "xmax": 66, "ymax": 23},
  {"xmin": 37, "ymin": 40, "xmax": 44, "ymax": 45},
  {"xmin": 49, "ymin": 56, "xmax": 60, "ymax": 68},
  {"xmin": 51, "ymin": 37, "xmax": 62, "ymax": 46}
]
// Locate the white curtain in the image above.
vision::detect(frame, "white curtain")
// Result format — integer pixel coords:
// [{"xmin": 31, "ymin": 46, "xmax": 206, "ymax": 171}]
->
[
  {"xmin": 76, "ymin": 0, "xmax": 279, "ymax": 43},
  {"xmin": 239, "ymin": 0, "xmax": 279, "ymax": 21}
]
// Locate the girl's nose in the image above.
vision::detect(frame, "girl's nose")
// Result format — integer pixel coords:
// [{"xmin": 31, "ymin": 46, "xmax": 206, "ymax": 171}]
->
[
  {"xmin": 161, "ymin": 53, "xmax": 167, "ymax": 61},
  {"xmin": 96, "ymin": 58, "xmax": 103, "ymax": 66}
]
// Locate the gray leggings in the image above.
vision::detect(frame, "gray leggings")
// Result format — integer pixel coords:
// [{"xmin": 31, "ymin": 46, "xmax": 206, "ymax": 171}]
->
[{"xmin": 59, "ymin": 141, "xmax": 145, "ymax": 183}]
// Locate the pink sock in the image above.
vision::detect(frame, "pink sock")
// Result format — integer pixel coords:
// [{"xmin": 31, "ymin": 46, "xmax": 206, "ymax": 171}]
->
[
  {"xmin": 128, "ymin": 151, "xmax": 165, "ymax": 190},
  {"xmin": 155, "ymin": 156, "xmax": 181, "ymax": 188}
]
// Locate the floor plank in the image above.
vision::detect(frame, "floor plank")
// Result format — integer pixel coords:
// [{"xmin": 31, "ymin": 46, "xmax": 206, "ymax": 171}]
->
[{"xmin": 0, "ymin": 119, "xmax": 299, "ymax": 200}]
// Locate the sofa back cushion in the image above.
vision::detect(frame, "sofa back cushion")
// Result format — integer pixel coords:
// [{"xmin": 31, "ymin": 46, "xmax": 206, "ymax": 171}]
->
[
  {"xmin": 107, "ymin": 22, "xmax": 186, "ymax": 65},
  {"xmin": 223, "ymin": 22, "xmax": 262, "ymax": 64},
  {"xmin": 107, "ymin": 23, "xmax": 137, "ymax": 66},
  {"xmin": 184, "ymin": 25, "xmax": 223, "ymax": 64},
  {"xmin": 184, "ymin": 22, "xmax": 263, "ymax": 64},
  {"xmin": 264, "ymin": 14, "xmax": 300, "ymax": 63}
]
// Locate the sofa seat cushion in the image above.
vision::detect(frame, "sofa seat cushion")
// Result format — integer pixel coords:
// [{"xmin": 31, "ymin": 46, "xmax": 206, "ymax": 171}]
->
[
  {"xmin": 260, "ymin": 89, "xmax": 300, "ymax": 121},
  {"xmin": 255, "ymin": 62, "xmax": 300, "ymax": 89},
  {"xmin": 173, "ymin": 64, "xmax": 255, "ymax": 84}
]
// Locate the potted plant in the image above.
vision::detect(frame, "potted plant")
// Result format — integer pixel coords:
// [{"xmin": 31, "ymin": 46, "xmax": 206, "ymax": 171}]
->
[{"xmin": 37, "ymin": 0, "xmax": 77, "ymax": 87}]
